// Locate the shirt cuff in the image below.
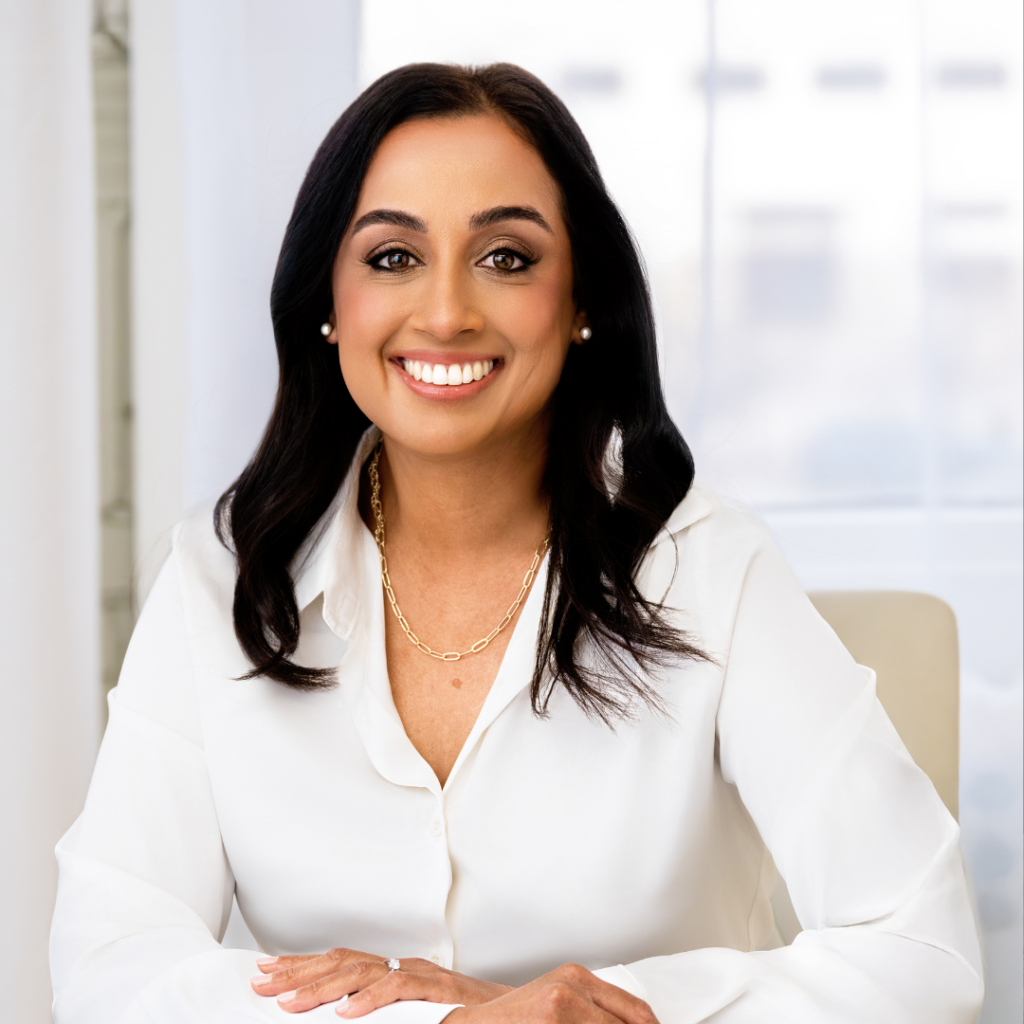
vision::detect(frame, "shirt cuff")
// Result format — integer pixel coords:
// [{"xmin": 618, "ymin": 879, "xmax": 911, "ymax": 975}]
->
[{"xmin": 592, "ymin": 963, "xmax": 649, "ymax": 1002}]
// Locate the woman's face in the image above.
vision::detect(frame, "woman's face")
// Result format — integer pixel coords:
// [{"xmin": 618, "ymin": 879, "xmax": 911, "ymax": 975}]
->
[{"xmin": 330, "ymin": 113, "xmax": 586, "ymax": 459}]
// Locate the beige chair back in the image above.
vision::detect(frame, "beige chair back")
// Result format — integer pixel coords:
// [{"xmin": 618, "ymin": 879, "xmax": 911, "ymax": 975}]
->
[{"xmin": 808, "ymin": 590, "xmax": 959, "ymax": 820}]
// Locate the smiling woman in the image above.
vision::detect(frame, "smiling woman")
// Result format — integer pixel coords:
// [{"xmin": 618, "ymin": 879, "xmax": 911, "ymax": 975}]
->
[
  {"xmin": 50, "ymin": 64, "xmax": 983, "ymax": 1024},
  {"xmin": 217, "ymin": 66, "xmax": 701, "ymax": 729}
]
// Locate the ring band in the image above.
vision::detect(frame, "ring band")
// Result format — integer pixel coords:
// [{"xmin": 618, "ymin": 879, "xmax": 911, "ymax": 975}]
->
[{"xmin": 385, "ymin": 958, "xmax": 401, "ymax": 972}]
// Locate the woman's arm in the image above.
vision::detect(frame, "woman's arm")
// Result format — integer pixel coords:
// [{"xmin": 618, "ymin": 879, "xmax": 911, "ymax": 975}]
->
[
  {"xmin": 49, "ymin": 544, "xmax": 463, "ymax": 1024},
  {"xmin": 610, "ymin": 525, "xmax": 984, "ymax": 1023},
  {"xmin": 50, "ymin": 548, "xmax": 234, "ymax": 1021}
]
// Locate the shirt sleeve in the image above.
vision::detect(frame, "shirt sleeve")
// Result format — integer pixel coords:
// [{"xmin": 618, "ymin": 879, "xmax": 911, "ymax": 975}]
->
[
  {"xmin": 598, "ymin": 521, "xmax": 984, "ymax": 1024},
  {"xmin": 49, "ymin": 545, "xmax": 462, "ymax": 1024}
]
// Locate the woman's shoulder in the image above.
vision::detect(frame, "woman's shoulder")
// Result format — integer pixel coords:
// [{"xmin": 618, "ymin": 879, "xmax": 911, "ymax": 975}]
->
[
  {"xmin": 661, "ymin": 475, "xmax": 775, "ymax": 558},
  {"xmin": 643, "ymin": 477, "xmax": 786, "ymax": 640},
  {"xmin": 168, "ymin": 504, "xmax": 239, "ymax": 617}
]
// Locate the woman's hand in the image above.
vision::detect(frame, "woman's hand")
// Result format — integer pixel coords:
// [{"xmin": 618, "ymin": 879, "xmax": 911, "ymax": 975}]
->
[
  {"xmin": 251, "ymin": 953, "xmax": 656, "ymax": 1024},
  {"xmin": 443, "ymin": 964, "xmax": 658, "ymax": 1024},
  {"xmin": 250, "ymin": 948, "xmax": 512, "ymax": 1015}
]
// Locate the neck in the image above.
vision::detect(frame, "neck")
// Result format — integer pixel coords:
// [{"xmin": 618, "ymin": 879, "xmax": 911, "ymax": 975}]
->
[{"xmin": 373, "ymin": 424, "xmax": 550, "ymax": 557}]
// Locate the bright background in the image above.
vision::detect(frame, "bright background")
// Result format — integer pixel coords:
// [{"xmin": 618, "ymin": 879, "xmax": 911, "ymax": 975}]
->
[{"xmin": 1, "ymin": 1, "xmax": 1020, "ymax": 1021}]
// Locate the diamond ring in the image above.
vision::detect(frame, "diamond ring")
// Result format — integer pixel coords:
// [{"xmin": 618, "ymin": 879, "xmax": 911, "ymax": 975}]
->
[{"xmin": 385, "ymin": 958, "xmax": 401, "ymax": 972}]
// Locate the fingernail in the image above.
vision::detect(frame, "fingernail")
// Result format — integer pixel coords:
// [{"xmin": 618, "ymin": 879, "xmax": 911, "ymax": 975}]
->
[
  {"xmin": 277, "ymin": 990, "xmax": 298, "ymax": 1004},
  {"xmin": 256, "ymin": 956, "xmax": 278, "ymax": 967},
  {"xmin": 251, "ymin": 974, "xmax": 272, "ymax": 988},
  {"xmin": 335, "ymin": 995, "xmax": 351, "ymax": 1016}
]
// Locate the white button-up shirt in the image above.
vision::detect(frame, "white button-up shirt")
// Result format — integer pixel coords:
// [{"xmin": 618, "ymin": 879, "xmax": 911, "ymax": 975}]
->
[{"xmin": 50, "ymin": 430, "xmax": 984, "ymax": 1023}]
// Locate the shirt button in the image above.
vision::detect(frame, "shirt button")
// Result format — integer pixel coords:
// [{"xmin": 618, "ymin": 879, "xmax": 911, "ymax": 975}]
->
[
  {"xmin": 430, "ymin": 819, "xmax": 443, "ymax": 837},
  {"xmin": 430, "ymin": 954, "xmax": 442, "ymax": 965}
]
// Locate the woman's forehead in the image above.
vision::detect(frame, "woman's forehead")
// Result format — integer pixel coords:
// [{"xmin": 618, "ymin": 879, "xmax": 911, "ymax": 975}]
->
[{"xmin": 354, "ymin": 114, "xmax": 564, "ymax": 231}]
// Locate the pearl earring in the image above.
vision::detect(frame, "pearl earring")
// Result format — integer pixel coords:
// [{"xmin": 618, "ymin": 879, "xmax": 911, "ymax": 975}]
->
[
  {"xmin": 580, "ymin": 326, "xmax": 593, "ymax": 341},
  {"xmin": 320, "ymin": 323, "xmax": 332, "ymax": 337}
]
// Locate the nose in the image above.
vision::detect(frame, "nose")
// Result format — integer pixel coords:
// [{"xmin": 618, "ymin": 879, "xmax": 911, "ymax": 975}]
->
[{"xmin": 411, "ymin": 259, "xmax": 484, "ymax": 343}]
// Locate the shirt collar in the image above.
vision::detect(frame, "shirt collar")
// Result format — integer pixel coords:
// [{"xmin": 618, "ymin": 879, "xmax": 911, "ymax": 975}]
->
[{"xmin": 662, "ymin": 476, "xmax": 714, "ymax": 536}]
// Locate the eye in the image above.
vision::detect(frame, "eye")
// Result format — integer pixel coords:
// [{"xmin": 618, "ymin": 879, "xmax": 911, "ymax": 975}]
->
[
  {"xmin": 479, "ymin": 248, "xmax": 532, "ymax": 273},
  {"xmin": 369, "ymin": 249, "xmax": 421, "ymax": 271}
]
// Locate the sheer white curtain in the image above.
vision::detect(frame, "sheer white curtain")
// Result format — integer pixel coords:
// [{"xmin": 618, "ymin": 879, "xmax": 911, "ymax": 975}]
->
[
  {"xmin": 128, "ymin": 0, "xmax": 360, "ymax": 948},
  {"xmin": 131, "ymin": 0, "xmax": 360, "ymax": 599},
  {"xmin": 0, "ymin": 2, "xmax": 101, "ymax": 1021}
]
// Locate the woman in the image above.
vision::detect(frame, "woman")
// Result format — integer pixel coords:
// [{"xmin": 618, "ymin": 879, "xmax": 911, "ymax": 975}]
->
[{"xmin": 50, "ymin": 64, "xmax": 983, "ymax": 1023}]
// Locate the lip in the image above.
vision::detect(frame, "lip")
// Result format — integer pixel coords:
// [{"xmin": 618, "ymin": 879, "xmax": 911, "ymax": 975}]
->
[{"xmin": 391, "ymin": 355, "xmax": 502, "ymax": 400}]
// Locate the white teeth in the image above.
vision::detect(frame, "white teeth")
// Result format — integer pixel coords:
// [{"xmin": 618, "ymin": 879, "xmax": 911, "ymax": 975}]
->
[{"xmin": 408, "ymin": 359, "xmax": 498, "ymax": 386}]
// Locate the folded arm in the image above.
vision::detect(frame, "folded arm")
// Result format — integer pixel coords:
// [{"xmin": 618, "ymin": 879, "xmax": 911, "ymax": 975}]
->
[
  {"xmin": 50, "ymin": 553, "xmax": 462, "ymax": 1024},
  {"xmin": 608, "ymin": 527, "xmax": 983, "ymax": 1023}
]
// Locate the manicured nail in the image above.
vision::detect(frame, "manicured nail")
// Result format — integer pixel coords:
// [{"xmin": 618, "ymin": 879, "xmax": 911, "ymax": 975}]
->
[
  {"xmin": 277, "ymin": 990, "xmax": 299, "ymax": 1004},
  {"xmin": 256, "ymin": 956, "xmax": 278, "ymax": 967},
  {"xmin": 251, "ymin": 974, "xmax": 272, "ymax": 988},
  {"xmin": 335, "ymin": 994, "xmax": 351, "ymax": 1015}
]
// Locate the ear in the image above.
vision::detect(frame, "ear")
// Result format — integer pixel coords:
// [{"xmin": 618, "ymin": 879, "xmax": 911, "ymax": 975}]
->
[
  {"xmin": 324, "ymin": 315, "xmax": 338, "ymax": 345},
  {"xmin": 572, "ymin": 310, "xmax": 591, "ymax": 345}
]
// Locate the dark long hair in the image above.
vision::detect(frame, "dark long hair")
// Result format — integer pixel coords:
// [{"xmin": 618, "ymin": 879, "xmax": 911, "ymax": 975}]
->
[{"xmin": 215, "ymin": 62, "xmax": 705, "ymax": 721}]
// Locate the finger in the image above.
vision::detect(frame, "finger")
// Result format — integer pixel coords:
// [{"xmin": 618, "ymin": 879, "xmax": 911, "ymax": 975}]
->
[
  {"xmin": 523, "ymin": 965, "xmax": 657, "ymax": 1024},
  {"xmin": 548, "ymin": 966, "xmax": 657, "ymax": 1024},
  {"xmin": 533, "ymin": 981, "xmax": 630, "ymax": 1024},
  {"xmin": 336, "ymin": 968, "xmax": 445, "ymax": 1017},
  {"xmin": 273, "ymin": 962, "xmax": 391, "ymax": 1014},
  {"xmin": 588, "ymin": 983, "xmax": 657, "ymax": 1024},
  {"xmin": 339, "ymin": 964, "xmax": 514, "ymax": 1015},
  {"xmin": 254, "ymin": 954, "xmax": 318, "ymax": 975},
  {"xmin": 251, "ymin": 951, "xmax": 385, "ymax": 998}
]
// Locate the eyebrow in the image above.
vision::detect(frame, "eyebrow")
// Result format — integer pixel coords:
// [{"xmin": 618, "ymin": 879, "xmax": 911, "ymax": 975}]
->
[
  {"xmin": 351, "ymin": 209, "xmax": 427, "ymax": 234},
  {"xmin": 350, "ymin": 204, "xmax": 554, "ymax": 237},
  {"xmin": 469, "ymin": 205, "xmax": 553, "ymax": 233}
]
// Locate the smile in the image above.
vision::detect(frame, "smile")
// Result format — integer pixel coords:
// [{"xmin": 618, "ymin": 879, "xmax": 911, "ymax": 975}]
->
[{"xmin": 399, "ymin": 358, "xmax": 497, "ymax": 387}]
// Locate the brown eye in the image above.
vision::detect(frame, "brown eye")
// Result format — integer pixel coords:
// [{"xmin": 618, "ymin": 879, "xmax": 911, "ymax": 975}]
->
[
  {"xmin": 480, "ymin": 249, "xmax": 529, "ymax": 272},
  {"xmin": 369, "ymin": 249, "xmax": 419, "ymax": 271}
]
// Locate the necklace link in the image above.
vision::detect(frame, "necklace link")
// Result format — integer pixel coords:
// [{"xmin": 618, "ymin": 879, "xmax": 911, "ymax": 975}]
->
[{"xmin": 368, "ymin": 440, "xmax": 548, "ymax": 661}]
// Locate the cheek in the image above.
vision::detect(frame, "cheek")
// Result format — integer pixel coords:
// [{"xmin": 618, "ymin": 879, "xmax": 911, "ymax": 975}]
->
[
  {"xmin": 335, "ymin": 279, "xmax": 404, "ymax": 352},
  {"xmin": 492, "ymin": 277, "xmax": 574, "ymax": 355},
  {"xmin": 332, "ymin": 280, "xmax": 403, "ymax": 415}
]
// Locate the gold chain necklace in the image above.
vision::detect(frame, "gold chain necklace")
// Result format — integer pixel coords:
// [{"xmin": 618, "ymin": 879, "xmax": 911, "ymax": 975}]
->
[{"xmin": 368, "ymin": 441, "xmax": 549, "ymax": 662}]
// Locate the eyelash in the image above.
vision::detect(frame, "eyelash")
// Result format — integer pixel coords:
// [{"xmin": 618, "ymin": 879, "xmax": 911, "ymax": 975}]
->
[
  {"xmin": 478, "ymin": 247, "xmax": 536, "ymax": 273},
  {"xmin": 365, "ymin": 246, "xmax": 537, "ymax": 274}
]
